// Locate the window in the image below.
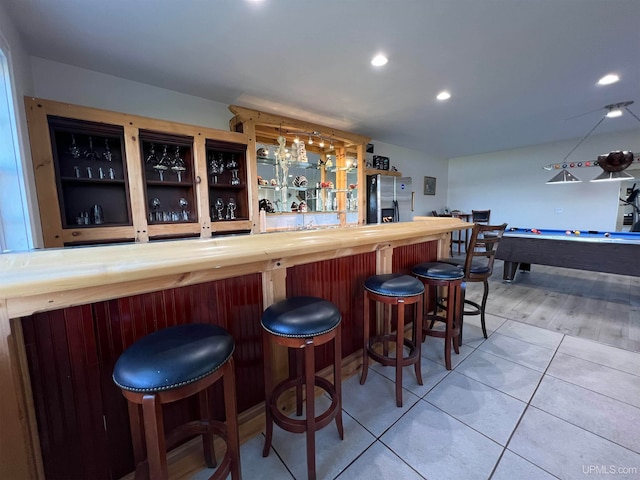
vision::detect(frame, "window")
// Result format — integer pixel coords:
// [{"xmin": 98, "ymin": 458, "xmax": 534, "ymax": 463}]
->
[{"xmin": 0, "ymin": 45, "xmax": 32, "ymax": 251}]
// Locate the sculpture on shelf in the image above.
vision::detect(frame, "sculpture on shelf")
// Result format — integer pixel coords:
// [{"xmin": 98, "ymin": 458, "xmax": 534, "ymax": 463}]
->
[{"xmin": 275, "ymin": 135, "xmax": 289, "ymax": 212}]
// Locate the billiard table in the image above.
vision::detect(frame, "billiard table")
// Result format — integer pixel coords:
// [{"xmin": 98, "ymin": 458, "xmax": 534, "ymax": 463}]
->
[{"xmin": 495, "ymin": 227, "xmax": 640, "ymax": 282}]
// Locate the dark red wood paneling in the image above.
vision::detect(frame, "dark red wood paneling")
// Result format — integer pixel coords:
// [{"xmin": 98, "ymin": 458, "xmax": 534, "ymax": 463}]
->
[
  {"xmin": 392, "ymin": 241, "xmax": 438, "ymax": 274},
  {"xmin": 22, "ymin": 273, "xmax": 263, "ymax": 479},
  {"xmin": 286, "ymin": 252, "xmax": 377, "ymax": 371}
]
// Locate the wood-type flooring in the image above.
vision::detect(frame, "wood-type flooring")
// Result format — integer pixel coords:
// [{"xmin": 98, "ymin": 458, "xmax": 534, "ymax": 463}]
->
[{"xmin": 466, "ymin": 259, "xmax": 640, "ymax": 352}]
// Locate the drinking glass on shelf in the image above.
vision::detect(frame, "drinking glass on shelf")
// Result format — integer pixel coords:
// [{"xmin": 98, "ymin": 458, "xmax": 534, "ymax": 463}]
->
[
  {"xmin": 179, "ymin": 197, "xmax": 189, "ymax": 221},
  {"xmin": 151, "ymin": 197, "xmax": 161, "ymax": 222},
  {"xmin": 215, "ymin": 197, "xmax": 224, "ymax": 221},
  {"xmin": 231, "ymin": 169, "xmax": 240, "ymax": 185},
  {"xmin": 84, "ymin": 137, "xmax": 100, "ymax": 160},
  {"xmin": 69, "ymin": 134, "xmax": 81, "ymax": 158},
  {"xmin": 171, "ymin": 146, "xmax": 186, "ymax": 182},
  {"xmin": 227, "ymin": 197, "xmax": 236, "ymax": 220},
  {"xmin": 103, "ymin": 139, "xmax": 113, "ymax": 161}
]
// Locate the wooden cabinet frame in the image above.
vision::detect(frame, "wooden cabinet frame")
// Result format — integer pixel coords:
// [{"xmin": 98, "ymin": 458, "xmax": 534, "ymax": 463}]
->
[
  {"xmin": 228, "ymin": 105, "xmax": 371, "ymax": 231},
  {"xmin": 25, "ymin": 97, "xmax": 252, "ymax": 247}
]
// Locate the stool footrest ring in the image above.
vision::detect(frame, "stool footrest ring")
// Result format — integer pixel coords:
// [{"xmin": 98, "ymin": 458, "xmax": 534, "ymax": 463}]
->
[
  {"xmin": 267, "ymin": 376, "xmax": 340, "ymax": 434},
  {"xmin": 366, "ymin": 335, "xmax": 420, "ymax": 367}
]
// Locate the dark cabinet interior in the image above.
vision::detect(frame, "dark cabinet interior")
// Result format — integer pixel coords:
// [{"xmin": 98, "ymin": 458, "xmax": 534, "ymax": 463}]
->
[
  {"xmin": 206, "ymin": 139, "xmax": 248, "ymax": 222},
  {"xmin": 47, "ymin": 116, "xmax": 132, "ymax": 229},
  {"xmin": 139, "ymin": 130, "xmax": 197, "ymax": 226}
]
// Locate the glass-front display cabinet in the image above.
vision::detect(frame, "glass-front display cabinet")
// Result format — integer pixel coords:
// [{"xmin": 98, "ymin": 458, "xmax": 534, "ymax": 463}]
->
[
  {"xmin": 229, "ymin": 105, "xmax": 370, "ymax": 232},
  {"xmin": 26, "ymin": 97, "xmax": 251, "ymax": 247}
]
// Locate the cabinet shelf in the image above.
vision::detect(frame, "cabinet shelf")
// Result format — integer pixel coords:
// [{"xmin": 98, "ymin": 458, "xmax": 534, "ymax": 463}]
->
[
  {"xmin": 209, "ymin": 184, "xmax": 246, "ymax": 190},
  {"xmin": 146, "ymin": 180, "xmax": 194, "ymax": 187},
  {"xmin": 60, "ymin": 177, "xmax": 126, "ymax": 185}
]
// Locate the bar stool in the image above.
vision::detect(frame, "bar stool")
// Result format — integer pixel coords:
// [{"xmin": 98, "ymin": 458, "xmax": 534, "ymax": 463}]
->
[
  {"xmin": 412, "ymin": 263, "xmax": 465, "ymax": 370},
  {"xmin": 360, "ymin": 273, "xmax": 424, "ymax": 407},
  {"xmin": 440, "ymin": 223, "xmax": 507, "ymax": 339},
  {"xmin": 112, "ymin": 323, "xmax": 241, "ymax": 480},
  {"xmin": 261, "ymin": 296, "xmax": 343, "ymax": 480}
]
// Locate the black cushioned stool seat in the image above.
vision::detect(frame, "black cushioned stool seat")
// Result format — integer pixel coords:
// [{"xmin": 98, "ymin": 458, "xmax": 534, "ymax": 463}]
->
[
  {"xmin": 360, "ymin": 273, "xmax": 424, "ymax": 407},
  {"xmin": 261, "ymin": 296, "xmax": 343, "ymax": 480},
  {"xmin": 412, "ymin": 262, "xmax": 465, "ymax": 370},
  {"xmin": 113, "ymin": 323, "xmax": 241, "ymax": 480}
]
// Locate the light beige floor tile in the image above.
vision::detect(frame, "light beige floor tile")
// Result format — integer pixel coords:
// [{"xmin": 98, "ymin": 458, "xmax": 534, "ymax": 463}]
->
[
  {"xmin": 509, "ymin": 407, "xmax": 640, "ymax": 480},
  {"xmin": 342, "ymin": 371, "xmax": 420, "ymax": 436},
  {"xmin": 478, "ymin": 333, "xmax": 555, "ymax": 372},
  {"xmin": 371, "ymin": 352, "xmax": 451, "ymax": 398},
  {"xmin": 335, "ymin": 441, "xmax": 423, "ymax": 480},
  {"xmin": 192, "ymin": 434, "xmax": 293, "ymax": 480},
  {"xmin": 492, "ymin": 450, "xmax": 558, "ymax": 480},
  {"xmin": 532, "ymin": 375, "xmax": 640, "ymax": 454},
  {"xmin": 381, "ymin": 400, "xmax": 502, "ymax": 480},
  {"xmin": 425, "ymin": 371, "xmax": 526, "ymax": 445},
  {"xmin": 268, "ymin": 395, "xmax": 376, "ymax": 480},
  {"xmin": 461, "ymin": 312, "xmax": 506, "ymax": 348},
  {"xmin": 546, "ymin": 352, "xmax": 640, "ymax": 408},
  {"xmin": 421, "ymin": 336, "xmax": 475, "ymax": 369},
  {"xmin": 558, "ymin": 335, "xmax": 640, "ymax": 376},
  {"xmin": 455, "ymin": 349, "xmax": 543, "ymax": 402},
  {"xmin": 495, "ymin": 319, "xmax": 564, "ymax": 350}
]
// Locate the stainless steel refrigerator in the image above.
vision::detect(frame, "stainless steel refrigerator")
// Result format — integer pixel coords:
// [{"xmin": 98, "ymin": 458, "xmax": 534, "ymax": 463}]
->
[{"xmin": 366, "ymin": 175, "xmax": 414, "ymax": 223}]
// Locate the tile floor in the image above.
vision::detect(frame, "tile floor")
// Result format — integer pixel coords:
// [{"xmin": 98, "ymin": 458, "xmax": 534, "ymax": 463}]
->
[{"xmin": 196, "ymin": 314, "xmax": 640, "ymax": 479}]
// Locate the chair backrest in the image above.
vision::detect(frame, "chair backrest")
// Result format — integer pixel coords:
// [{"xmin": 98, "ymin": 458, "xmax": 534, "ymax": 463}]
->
[
  {"xmin": 472, "ymin": 210, "xmax": 491, "ymax": 224},
  {"xmin": 463, "ymin": 223, "xmax": 507, "ymax": 280}
]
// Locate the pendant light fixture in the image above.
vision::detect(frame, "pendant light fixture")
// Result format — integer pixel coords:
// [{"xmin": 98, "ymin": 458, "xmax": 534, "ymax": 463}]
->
[{"xmin": 545, "ymin": 101, "xmax": 639, "ymax": 184}]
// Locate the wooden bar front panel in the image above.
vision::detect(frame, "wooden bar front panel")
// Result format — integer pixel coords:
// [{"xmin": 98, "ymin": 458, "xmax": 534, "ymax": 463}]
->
[
  {"xmin": 21, "ymin": 274, "xmax": 263, "ymax": 479},
  {"xmin": 286, "ymin": 252, "xmax": 377, "ymax": 372}
]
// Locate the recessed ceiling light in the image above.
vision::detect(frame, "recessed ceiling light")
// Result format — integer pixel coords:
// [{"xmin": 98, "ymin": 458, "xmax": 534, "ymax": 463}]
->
[
  {"xmin": 598, "ymin": 74, "xmax": 619, "ymax": 86},
  {"xmin": 371, "ymin": 54, "xmax": 388, "ymax": 67},
  {"xmin": 436, "ymin": 91, "xmax": 451, "ymax": 101}
]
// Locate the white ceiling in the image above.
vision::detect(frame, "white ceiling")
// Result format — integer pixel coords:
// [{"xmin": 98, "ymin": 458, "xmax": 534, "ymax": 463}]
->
[{"xmin": 4, "ymin": 0, "xmax": 640, "ymax": 158}]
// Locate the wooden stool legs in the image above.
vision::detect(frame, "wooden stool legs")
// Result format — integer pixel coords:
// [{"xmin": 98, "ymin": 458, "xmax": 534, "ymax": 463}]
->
[
  {"xmin": 360, "ymin": 290, "xmax": 423, "ymax": 407},
  {"xmin": 262, "ymin": 326, "xmax": 343, "ymax": 480},
  {"xmin": 123, "ymin": 359, "xmax": 241, "ymax": 480}
]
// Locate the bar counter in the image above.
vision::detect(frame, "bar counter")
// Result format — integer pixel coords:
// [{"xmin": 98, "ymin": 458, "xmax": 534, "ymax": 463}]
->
[{"xmin": 0, "ymin": 218, "xmax": 469, "ymax": 479}]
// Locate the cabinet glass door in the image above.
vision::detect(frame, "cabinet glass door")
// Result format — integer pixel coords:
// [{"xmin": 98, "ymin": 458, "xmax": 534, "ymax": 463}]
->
[
  {"xmin": 48, "ymin": 116, "xmax": 131, "ymax": 229},
  {"xmin": 139, "ymin": 130, "xmax": 196, "ymax": 226}
]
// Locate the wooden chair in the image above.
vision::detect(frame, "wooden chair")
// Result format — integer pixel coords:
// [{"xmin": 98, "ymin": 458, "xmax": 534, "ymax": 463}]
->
[
  {"xmin": 471, "ymin": 210, "xmax": 491, "ymax": 225},
  {"xmin": 441, "ymin": 223, "xmax": 507, "ymax": 338}
]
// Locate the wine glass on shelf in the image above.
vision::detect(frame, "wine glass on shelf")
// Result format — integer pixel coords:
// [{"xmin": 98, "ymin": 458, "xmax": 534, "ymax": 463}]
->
[
  {"xmin": 215, "ymin": 197, "xmax": 224, "ymax": 221},
  {"xmin": 231, "ymin": 169, "xmax": 240, "ymax": 185},
  {"xmin": 226, "ymin": 154, "xmax": 237, "ymax": 169},
  {"xmin": 227, "ymin": 197, "xmax": 236, "ymax": 220},
  {"xmin": 103, "ymin": 139, "xmax": 113, "ymax": 161},
  {"xmin": 171, "ymin": 146, "xmax": 186, "ymax": 182},
  {"xmin": 146, "ymin": 143, "xmax": 158, "ymax": 164},
  {"xmin": 84, "ymin": 137, "xmax": 100, "ymax": 160},
  {"xmin": 209, "ymin": 153, "xmax": 221, "ymax": 184},
  {"xmin": 153, "ymin": 145, "xmax": 171, "ymax": 181},
  {"xmin": 68, "ymin": 134, "xmax": 81, "ymax": 158}
]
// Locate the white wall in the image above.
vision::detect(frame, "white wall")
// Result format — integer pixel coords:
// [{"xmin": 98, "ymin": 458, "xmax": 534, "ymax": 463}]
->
[
  {"xmin": 31, "ymin": 57, "xmax": 233, "ymax": 131},
  {"xmin": 0, "ymin": 3, "xmax": 38, "ymax": 251},
  {"xmin": 368, "ymin": 141, "xmax": 449, "ymax": 218},
  {"xmin": 448, "ymin": 130, "xmax": 640, "ymax": 231}
]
